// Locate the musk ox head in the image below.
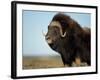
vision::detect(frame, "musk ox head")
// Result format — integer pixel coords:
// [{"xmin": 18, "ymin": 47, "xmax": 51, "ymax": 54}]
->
[
  {"xmin": 45, "ymin": 21, "xmax": 66, "ymax": 50},
  {"xmin": 44, "ymin": 13, "xmax": 90, "ymax": 66}
]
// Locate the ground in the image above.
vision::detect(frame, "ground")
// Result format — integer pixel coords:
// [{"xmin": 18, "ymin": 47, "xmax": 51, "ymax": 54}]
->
[
  {"xmin": 23, "ymin": 56, "xmax": 88, "ymax": 69},
  {"xmin": 23, "ymin": 56, "xmax": 64, "ymax": 69}
]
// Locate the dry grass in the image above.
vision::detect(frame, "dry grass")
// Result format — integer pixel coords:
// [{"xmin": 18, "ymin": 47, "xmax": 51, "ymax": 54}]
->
[
  {"xmin": 23, "ymin": 56, "xmax": 64, "ymax": 69},
  {"xmin": 23, "ymin": 56, "xmax": 89, "ymax": 69}
]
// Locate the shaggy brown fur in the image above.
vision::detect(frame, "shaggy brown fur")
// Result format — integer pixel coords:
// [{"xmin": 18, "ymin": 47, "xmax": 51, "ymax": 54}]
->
[{"xmin": 45, "ymin": 13, "xmax": 91, "ymax": 66}]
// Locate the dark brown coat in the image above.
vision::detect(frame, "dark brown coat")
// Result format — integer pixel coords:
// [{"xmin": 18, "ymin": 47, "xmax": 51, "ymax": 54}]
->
[{"xmin": 45, "ymin": 13, "xmax": 91, "ymax": 66}]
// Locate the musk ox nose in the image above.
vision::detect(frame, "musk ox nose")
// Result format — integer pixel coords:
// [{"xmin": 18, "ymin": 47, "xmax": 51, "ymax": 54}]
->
[{"xmin": 45, "ymin": 36, "xmax": 52, "ymax": 44}]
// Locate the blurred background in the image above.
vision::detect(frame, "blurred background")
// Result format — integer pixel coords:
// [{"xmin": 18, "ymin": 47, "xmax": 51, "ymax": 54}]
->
[{"xmin": 22, "ymin": 11, "xmax": 91, "ymax": 57}]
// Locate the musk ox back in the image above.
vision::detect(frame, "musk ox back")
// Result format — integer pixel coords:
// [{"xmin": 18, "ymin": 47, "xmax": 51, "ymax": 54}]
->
[{"xmin": 45, "ymin": 13, "xmax": 91, "ymax": 66}]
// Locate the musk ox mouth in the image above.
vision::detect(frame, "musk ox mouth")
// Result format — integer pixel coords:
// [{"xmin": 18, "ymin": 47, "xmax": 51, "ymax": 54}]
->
[
  {"xmin": 45, "ymin": 36, "xmax": 58, "ymax": 50},
  {"xmin": 48, "ymin": 43, "xmax": 58, "ymax": 51}
]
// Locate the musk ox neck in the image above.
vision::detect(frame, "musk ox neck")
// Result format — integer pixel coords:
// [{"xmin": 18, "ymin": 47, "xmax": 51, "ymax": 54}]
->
[{"xmin": 55, "ymin": 38, "xmax": 77, "ymax": 65}]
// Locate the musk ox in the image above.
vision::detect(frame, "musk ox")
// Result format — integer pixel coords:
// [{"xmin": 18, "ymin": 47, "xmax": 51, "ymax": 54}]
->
[{"xmin": 45, "ymin": 13, "xmax": 91, "ymax": 66}]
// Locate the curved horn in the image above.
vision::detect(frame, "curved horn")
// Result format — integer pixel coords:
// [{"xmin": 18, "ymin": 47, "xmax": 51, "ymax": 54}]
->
[
  {"xmin": 60, "ymin": 30, "xmax": 66, "ymax": 37},
  {"xmin": 59, "ymin": 26, "xmax": 66, "ymax": 37},
  {"xmin": 42, "ymin": 30, "xmax": 46, "ymax": 36}
]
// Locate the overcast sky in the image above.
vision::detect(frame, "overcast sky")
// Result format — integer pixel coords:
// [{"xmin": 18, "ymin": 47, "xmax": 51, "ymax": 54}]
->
[{"xmin": 22, "ymin": 10, "xmax": 91, "ymax": 56}]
